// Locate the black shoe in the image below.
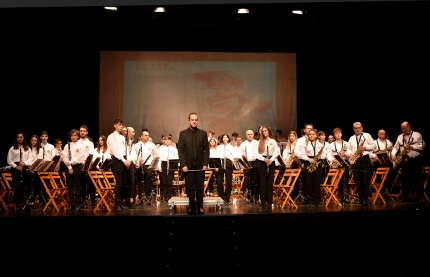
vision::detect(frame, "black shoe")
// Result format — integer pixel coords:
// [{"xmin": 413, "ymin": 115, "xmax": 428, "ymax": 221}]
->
[
  {"xmin": 129, "ymin": 202, "xmax": 135, "ymax": 210},
  {"xmin": 66, "ymin": 206, "xmax": 75, "ymax": 211},
  {"xmin": 197, "ymin": 208, "xmax": 204, "ymax": 215},
  {"xmin": 16, "ymin": 205, "xmax": 22, "ymax": 212},
  {"xmin": 354, "ymin": 199, "xmax": 363, "ymax": 204},
  {"xmin": 115, "ymin": 206, "xmax": 122, "ymax": 212},
  {"xmin": 187, "ymin": 209, "xmax": 196, "ymax": 215}
]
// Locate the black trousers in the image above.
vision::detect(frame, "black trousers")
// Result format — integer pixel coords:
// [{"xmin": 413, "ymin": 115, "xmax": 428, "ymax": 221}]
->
[
  {"xmin": 125, "ymin": 164, "xmax": 136, "ymax": 199},
  {"xmin": 160, "ymin": 161, "xmax": 174, "ymax": 199},
  {"xmin": 111, "ymin": 157, "xmax": 126, "ymax": 207},
  {"xmin": 399, "ymin": 155, "xmax": 424, "ymax": 201},
  {"xmin": 11, "ymin": 166, "xmax": 29, "ymax": 206},
  {"xmin": 66, "ymin": 164, "xmax": 83, "ymax": 207},
  {"xmin": 303, "ymin": 162, "xmax": 323, "ymax": 205},
  {"xmin": 242, "ymin": 161, "xmax": 258, "ymax": 197},
  {"xmin": 352, "ymin": 155, "xmax": 371, "ymax": 200},
  {"xmin": 216, "ymin": 159, "xmax": 233, "ymax": 202},
  {"xmin": 257, "ymin": 160, "xmax": 276, "ymax": 206},
  {"xmin": 183, "ymin": 159, "xmax": 204, "ymax": 211},
  {"xmin": 136, "ymin": 166, "xmax": 153, "ymax": 197}
]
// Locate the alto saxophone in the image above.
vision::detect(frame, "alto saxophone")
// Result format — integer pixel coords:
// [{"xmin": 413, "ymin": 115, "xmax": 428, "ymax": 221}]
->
[
  {"xmin": 394, "ymin": 138, "xmax": 414, "ymax": 165},
  {"xmin": 285, "ymin": 143, "xmax": 296, "ymax": 168},
  {"xmin": 331, "ymin": 143, "xmax": 346, "ymax": 169},
  {"xmin": 306, "ymin": 143, "xmax": 325, "ymax": 174},
  {"xmin": 350, "ymin": 137, "xmax": 366, "ymax": 165}
]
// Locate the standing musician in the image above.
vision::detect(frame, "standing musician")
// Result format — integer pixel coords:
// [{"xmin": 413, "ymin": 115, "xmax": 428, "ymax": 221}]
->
[
  {"xmin": 107, "ymin": 118, "xmax": 129, "ymax": 212},
  {"xmin": 240, "ymin": 130, "xmax": 259, "ymax": 203},
  {"xmin": 216, "ymin": 134, "xmax": 236, "ymax": 204},
  {"xmin": 294, "ymin": 123, "xmax": 314, "ymax": 204},
  {"xmin": 124, "ymin": 127, "xmax": 139, "ymax": 209},
  {"xmin": 209, "ymin": 138, "xmax": 221, "ymax": 196},
  {"xmin": 78, "ymin": 125, "xmax": 95, "ymax": 204},
  {"xmin": 177, "ymin": 112, "xmax": 209, "ymax": 215},
  {"xmin": 39, "ymin": 131, "xmax": 55, "ymax": 162},
  {"xmin": 62, "ymin": 129, "xmax": 86, "ymax": 211},
  {"xmin": 26, "ymin": 135, "xmax": 43, "ymax": 200},
  {"xmin": 282, "ymin": 131, "xmax": 299, "ymax": 198},
  {"xmin": 299, "ymin": 129, "xmax": 326, "ymax": 207},
  {"xmin": 254, "ymin": 125, "xmax": 280, "ymax": 209},
  {"xmin": 7, "ymin": 132, "xmax": 32, "ymax": 212},
  {"xmin": 158, "ymin": 134, "xmax": 179, "ymax": 203},
  {"xmin": 391, "ymin": 121, "xmax": 425, "ymax": 203},
  {"xmin": 53, "ymin": 138, "xmax": 66, "ymax": 180},
  {"xmin": 348, "ymin": 122, "xmax": 375, "ymax": 205},
  {"xmin": 91, "ymin": 135, "xmax": 111, "ymax": 170},
  {"xmin": 317, "ymin": 130, "xmax": 331, "ymax": 180},
  {"xmin": 134, "ymin": 129, "xmax": 158, "ymax": 205},
  {"xmin": 326, "ymin": 128, "xmax": 351, "ymax": 203}
]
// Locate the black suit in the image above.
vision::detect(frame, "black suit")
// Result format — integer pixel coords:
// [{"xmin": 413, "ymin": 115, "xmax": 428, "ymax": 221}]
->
[{"xmin": 178, "ymin": 127, "xmax": 210, "ymax": 211}]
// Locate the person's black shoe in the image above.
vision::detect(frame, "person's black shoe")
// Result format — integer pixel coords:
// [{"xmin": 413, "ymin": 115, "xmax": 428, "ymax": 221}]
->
[
  {"xmin": 187, "ymin": 209, "xmax": 196, "ymax": 215},
  {"xmin": 129, "ymin": 202, "xmax": 135, "ymax": 210},
  {"xmin": 354, "ymin": 199, "xmax": 363, "ymax": 204},
  {"xmin": 115, "ymin": 206, "xmax": 122, "ymax": 212},
  {"xmin": 197, "ymin": 208, "xmax": 204, "ymax": 215},
  {"xmin": 66, "ymin": 205, "xmax": 75, "ymax": 211}
]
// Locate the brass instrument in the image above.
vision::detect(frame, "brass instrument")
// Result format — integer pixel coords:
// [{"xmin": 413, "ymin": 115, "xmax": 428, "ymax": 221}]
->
[
  {"xmin": 394, "ymin": 138, "xmax": 414, "ymax": 165},
  {"xmin": 350, "ymin": 137, "xmax": 366, "ymax": 165},
  {"xmin": 380, "ymin": 144, "xmax": 393, "ymax": 153},
  {"xmin": 285, "ymin": 142, "xmax": 296, "ymax": 168},
  {"xmin": 306, "ymin": 143, "xmax": 325, "ymax": 174}
]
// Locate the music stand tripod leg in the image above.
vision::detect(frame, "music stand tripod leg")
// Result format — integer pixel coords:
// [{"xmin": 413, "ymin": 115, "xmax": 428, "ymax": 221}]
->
[{"xmin": 76, "ymin": 172, "xmax": 90, "ymax": 211}]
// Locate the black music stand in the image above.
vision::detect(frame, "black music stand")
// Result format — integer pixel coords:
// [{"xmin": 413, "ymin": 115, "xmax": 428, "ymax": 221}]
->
[
  {"xmin": 76, "ymin": 154, "xmax": 93, "ymax": 211},
  {"xmin": 237, "ymin": 156, "xmax": 253, "ymax": 207},
  {"xmin": 89, "ymin": 157, "xmax": 101, "ymax": 171},
  {"xmin": 143, "ymin": 157, "xmax": 159, "ymax": 208},
  {"xmin": 167, "ymin": 159, "xmax": 181, "ymax": 196},
  {"xmin": 99, "ymin": 158, "xmax": 112, "ymax": 170},
  {"xmin": 136, "ymin": 155, "xmax": 151, "ymax": 206},
  {"xmin": 208, "ymin": 158, "xmax": 222, "ymax": 197}
]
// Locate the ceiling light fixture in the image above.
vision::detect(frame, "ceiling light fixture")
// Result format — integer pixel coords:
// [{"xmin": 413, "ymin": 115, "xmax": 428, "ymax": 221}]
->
[
  {"xmin": 292, "ymin": 10, "xmax": 303, "ymax": 15},
  {"xmin": 238, "ymin": 8, "xmax": 249, "ymax": 14},
  {"xmin": 104, "ymin": 7, "xmax": 118, "ymax": 11},
  {"xmin": 154, "ymin": 7, "xmax": 166, "ymax": 12}
]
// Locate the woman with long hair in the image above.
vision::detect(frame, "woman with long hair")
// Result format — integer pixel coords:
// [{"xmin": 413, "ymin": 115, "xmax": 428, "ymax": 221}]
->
[
  {"xmin": 254, "ymin": 125, "xmax": 280, "ymax": 209},
  {"xmin": 217, "ymin": 134, "xmax": 236, "ymax": 203}
]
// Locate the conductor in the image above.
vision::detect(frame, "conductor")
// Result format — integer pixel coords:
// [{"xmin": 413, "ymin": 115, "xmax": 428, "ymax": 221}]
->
[{"xmin": 178, "ymin": 112, "xmax": 210, "ymax": 215}]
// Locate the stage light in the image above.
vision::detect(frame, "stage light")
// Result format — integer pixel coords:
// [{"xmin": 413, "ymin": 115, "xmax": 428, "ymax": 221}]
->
[
  {"xmin": 104, "ymin": 7, "xmax": 118, "ymax": 11},
  {"xmin": 154, "ymin": 7, "xmax": 166, "ymax": 12},
  {"xmin": 292, "ymin": 10, "xmax": 303, "ymax": 15},
  {"xmin": 238, "ymin": 8, "xmax": 249, "ymax": 14}
]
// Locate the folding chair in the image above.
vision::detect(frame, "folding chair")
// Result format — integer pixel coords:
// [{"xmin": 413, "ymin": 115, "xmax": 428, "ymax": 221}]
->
[
  {"xmin": 203, "ymin": 170, "xmax": 214, "ymax": 197},
  {"xmin": 38, "ymin": 171, "xmax": 61, "ymax": 211},
  {"xmin": 422, "ymin": 166, "xmax": 430, "ymax": 202},
  {"xmin": 0, "ymin": 172, "xmax": 14, "ymax": 212},
  {"xmin": 102, "ymin": 170, "xmax": 116, "ymax": 206},
  {"xmin": 369, "ymin": 167, "xmax": 390, "ymax": 204},
  {"xmin": 348, "ymin": 173, "xmax": 359, "ymax": 203},
  {"xmin": 273, "ymin": 169, "xmax": 280, "ymax": 186},
  {"xmin": 321, "ymin": 169, "xmax": 344, "ymax": 207},
  {"xmin": 389, "ymin": 168, "xmax": 402, "ymax": 201},
  {"xmin": 273, "ymin": 168, "xmax": 301, "ymax": 209},
  {"xmin": 89, "ymin": 171, "xmax": 113, "ymax": 211},
  {"xmin": 231, "ymin": 169, "xmax": 245, "ymax": 200},
  {"xmin": 49, "ymin": 172, "xmax": 68, "ymax": 210}
]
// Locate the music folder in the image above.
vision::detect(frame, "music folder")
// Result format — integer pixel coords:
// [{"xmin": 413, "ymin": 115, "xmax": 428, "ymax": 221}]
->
[
  {"xmin": 28, "ymin": 158, "xmax": 43, "ymax": 172},
  {"xmin": 149, "ymin": 157, "xmax": 160, "ymax": 170},
  {"xmin": 167, "ymin": 159, "xmax": 180, "ymax": 171},
  {"xmin": 209, "ymin": 158, "xmax": 222, "ymax": 169},
  {"xmin": 334, "ymin": 155, "xmax": 351, "ymax": 168},
  {"xmin": 82, "ymin": 154, "xmax": 93, "ymax": 172},
  {"xmin": 46, "ymin": 155, "xmax": 61, "ymax": 172},
  {"xmin": 241, "ymin": 155, "xmax": 252, "ymax": 169},
  {"xmin": 276, "ymin": 155, "xmax": 286, "ymax": 168},
  {"xmin": 99, "ymin": 158, "xmax": 112, "ymax": 170},
  {"xmin": 376, "ymin": 152, "xmax": 391, "ymax": 165},
  {"xmin": 89, "ymin": 157, "xmax": 101, "ymax": 171}
]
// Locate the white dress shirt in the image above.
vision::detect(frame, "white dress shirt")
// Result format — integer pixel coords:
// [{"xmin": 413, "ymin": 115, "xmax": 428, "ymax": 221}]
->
[{"xmin": 391, "ymin": 131, "xmax": 424, "ymax": 159}]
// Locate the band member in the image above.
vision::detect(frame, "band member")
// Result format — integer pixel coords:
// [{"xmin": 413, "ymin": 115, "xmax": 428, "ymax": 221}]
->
[
  {"xmin": 27, "ymin": 135, "xmax": 43, "ymax": 198},
  {"xmin": 371, "ymin": 129, "xmax": 394, "ymax": 165},
  {"xmin": 107, "ymin": 118, "xmax": 130, "ymax": 212},
  {"xmin": 254, "ymin": 125, "xmax": 280, "ymax": 209},
  {"xmin": 348, "ymin": 122, "xmax": 375, "ymax": 205},
  {"xmin": 217, "ymin": 134, "xmax": 236, "ymax": 204},
  {"xmin": 158, "ymin": 134, "xmax": 179, "ymax": 203},
  {"xmin": 208, "ymin": 138, "xmax": 220, "ymax": 196},
  {"xmin": 177, "ymin": 112, "xmax": 209, "ymax": 215},
  {"xmin": 62, "ymin": 129, "xmax": 86, "ymax": 211},
  {"xmin": 326, "ymin": 128, "xmax": 351, "ymax": 203},
  {"xmin": 391, "ymin": 122, "xmax": 425, "ymax": 203},
  {"xmin": 134, "ymin": 129, "xmax": 158, "ymax": 205},
  {"xmin": 39, "ymin": 131, "xmax": 55, "ymax": 161},
  {"xmin": 208, "ymin": 129, "xmax": 218, "ymax": 144},
  {"xmin": 78, "ymin": 125, "xmax": 95, "ymax": 203},
  {"xmin": 299, "ymin": 129, "xmax": 326, "ymax": 207},
  {"xmin": 294, "ymin": 123, "xmax": 314, "ymax": 204},
  {"xmin": 6, "ymin": 132, "xmax": 32, "ymax": 211},
  {"xmin": 91, "ymin": 135, "xmax": 112, "ymax": 169},
  {"xmin": 124, "ymin": 127, "xmax": 139, "ymax": 209},
  {"xmin": 240, "ymin": 130, "xmax": 259, "ymax": 203},
  {"xmin": 328, "ymin": 135, "xmax": 335, "ymax": 144},
  {"xmin": 169, "ymin": 134, "xmax": 177, "ymax": 149},
  {"xmin": 230, "ymin": 132, "xmax": 239, "ymax": 147},
  {"xmin": 282, "ymin": 131, "xmax": 300, "ymax": 198}
]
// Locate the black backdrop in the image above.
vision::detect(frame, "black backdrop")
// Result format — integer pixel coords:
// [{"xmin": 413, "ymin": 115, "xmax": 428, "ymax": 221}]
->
[{"xmin": 1, "ymin": 1, "xmax": 429, "ymax": 164}]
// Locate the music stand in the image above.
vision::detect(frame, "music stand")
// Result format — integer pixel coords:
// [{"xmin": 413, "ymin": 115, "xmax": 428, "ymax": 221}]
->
[
  {"xmin": 209, "ymin": 158, "xmax": 222, "ymax": 169},
  {"xmin": 167, "ymin": 159, "xmax": 180, "ymax": 175},
  {"xmin": 89, "ymin": 157, "xmax": 101, "ymax": 171},
  {"xmin": 376, "ymin": 152, "xmax": 391, "ymax": 166},
  {"xmin": 144, "ymin": 157, "xmax": 159, "ymax": 208},
  {"xmin": 99, "ymin": 158, "xmax": 112, "ymax": 170},
  {"xmin": 76, "ymin": 154, "xmax": 93, "ymax": 211}
]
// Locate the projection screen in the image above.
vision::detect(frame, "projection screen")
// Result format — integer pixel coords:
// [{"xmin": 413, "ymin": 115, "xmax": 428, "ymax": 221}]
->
[{"xmin": 99, "ymin": 51, "xmax": 296, "ymax": 144}]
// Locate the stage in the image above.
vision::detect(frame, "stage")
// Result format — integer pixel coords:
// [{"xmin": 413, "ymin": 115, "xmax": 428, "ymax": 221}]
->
[{"xmin": 2, "ymin": 199, "xmax": 429, "ymax": 276}]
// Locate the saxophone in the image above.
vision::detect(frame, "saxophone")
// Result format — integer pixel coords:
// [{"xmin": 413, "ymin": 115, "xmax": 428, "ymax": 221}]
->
[
  {"xmin": 394, "ymin": 138, "xmax": 414, "ymax": 165},
  {"xmin": 330, "ymin": 143, "xmax": 346, "ymax": 169},
  {"xmin": 350, "ymin": 137, "xmax": 366, "ymax": 165},
  {"xmin": 285, "ymin": 142, "xmax": 296, "ymax": 168},
  {"xmin": 306, "ymin": 143, "xmax": 325, "ymax": 174}
]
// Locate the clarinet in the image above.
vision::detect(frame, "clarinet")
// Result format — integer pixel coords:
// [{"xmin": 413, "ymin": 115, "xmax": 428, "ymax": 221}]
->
[
  {"xmin": 19, "ymin": 147, "xmax": 23, "ymax": 179},
  {"xmin": 266, "ymin": 145, "xmax": 270, "ymax": 174}
]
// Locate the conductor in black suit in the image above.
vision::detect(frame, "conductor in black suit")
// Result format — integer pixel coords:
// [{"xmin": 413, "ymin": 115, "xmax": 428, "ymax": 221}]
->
[{"xmin": 178, "ymin": 112, "xmax": 210, "ymax": 215}]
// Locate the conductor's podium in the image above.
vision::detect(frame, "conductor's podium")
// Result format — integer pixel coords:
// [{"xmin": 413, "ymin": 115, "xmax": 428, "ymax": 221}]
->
[{"xmin": 168, "ymin": 196, "xmax": 223, "ymax": 211}]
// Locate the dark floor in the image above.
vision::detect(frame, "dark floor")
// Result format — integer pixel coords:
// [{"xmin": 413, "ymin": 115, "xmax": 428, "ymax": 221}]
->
[{"xmin": 1, "ymin": 197, "xmax": 429, "ymax": 276}]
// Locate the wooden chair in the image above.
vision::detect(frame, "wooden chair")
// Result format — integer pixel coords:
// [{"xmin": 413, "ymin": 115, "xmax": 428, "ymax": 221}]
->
[
  {"xmin": 89, "ymin": 171, "xmax": 113, "ymax": 211},
  {"xmin": 0, "ymin": 172, "xmax": 14, "ymax": 211},
  {"xmin": 48, "ymin": 172, "xmax": 68, "ymax": 210},
  {"xmin": 102, "ymin": 170, "xmax": 116, "ymax": 205},
  {"xmin": 273, "ymin": 168, "xmax": 301, "ymax": 209},
  {"xmin": 273, "ymin": 169, "xmax": 280, "ymax": 186},
  {"xmin": 203, "ymin": 170, "xmax": 214, "ymax": 197},
  {"xmin": 172, "ymin": 170, "xmax": 186, "ymax": 197},
  {"xmin": 369, "ymin": 167, "xmax": 390, "ymax": 204},
  {"xmin": 422, "ymin": 166, "xmax": 430, "ymax": 202},
  {"xmin": 389, "ymin": 168, "xmax": 402, "ymax": 201},
  {"xmin": 321, "ymin": 169, "xmax": 344, "ymax": 207},
  {"xmin": 231, "ymin": 169, "xmax": 245, "ymax": 199},
  {"xmin": 38, "ymin": 171, "xmax": 62, "ymax": 211}
]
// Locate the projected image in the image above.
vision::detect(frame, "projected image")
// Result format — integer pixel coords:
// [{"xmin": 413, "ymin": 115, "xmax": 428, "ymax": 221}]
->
[{"xmin": 123, "ymin": 61, "xmax": 276, "ymax": 142}]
